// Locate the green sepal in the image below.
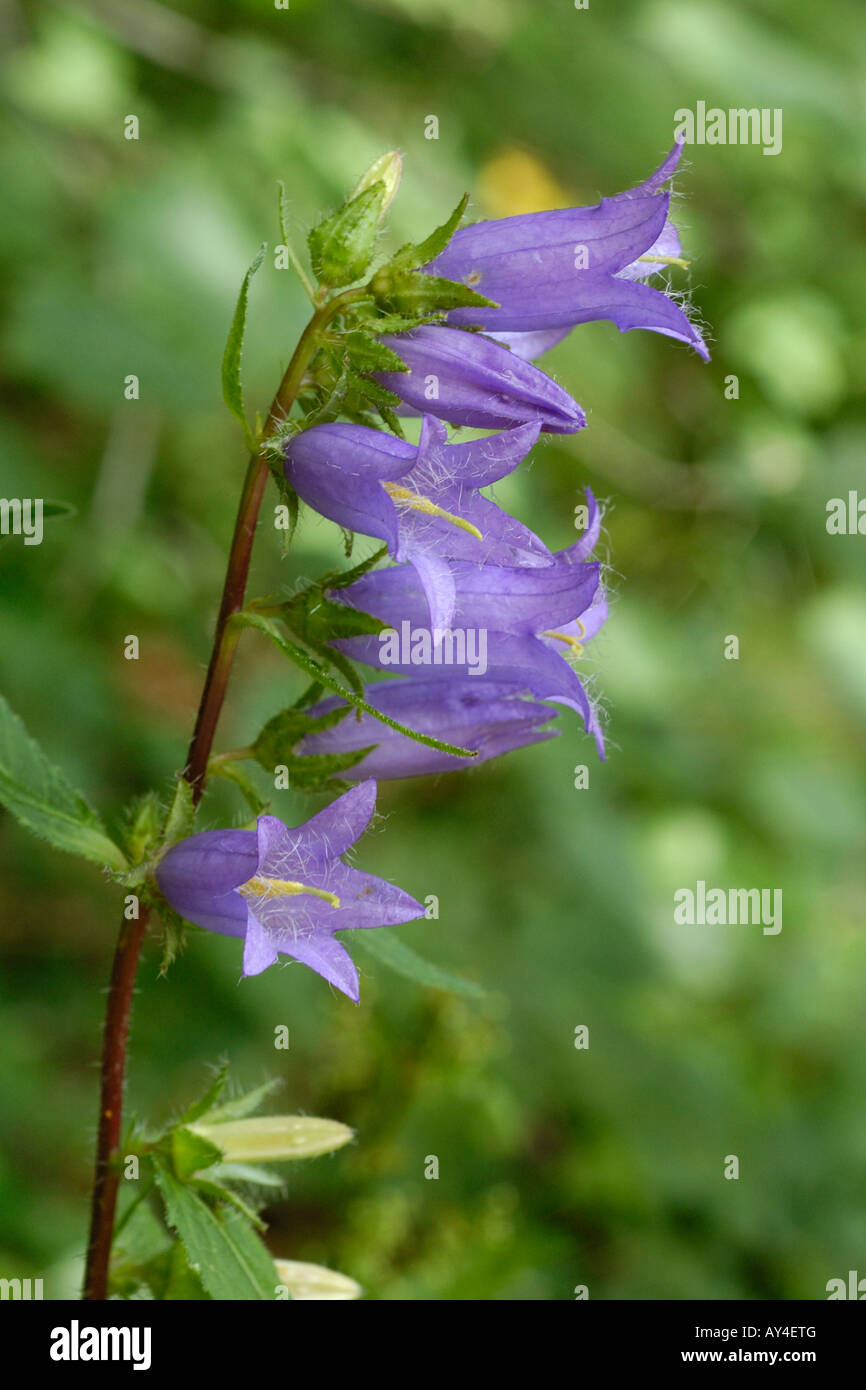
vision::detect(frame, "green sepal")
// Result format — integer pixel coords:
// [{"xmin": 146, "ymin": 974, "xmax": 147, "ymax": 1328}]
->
[
  {"xmin": 369, "ymin": 267, "xmax": 497, "ymax": 317},
  {"xmin": 343, "ymin": 331, "xmax": 408, "ymax": 373},
  {"xmin": 207, "ymin": 760, "xmax": 268, "ymax": 816},
  {"xmin": 121, "ymin": 790, "xmax": 162, "ymax": 866},
  {"xmin": 308, "ymin": 182, "xmax": 386, "ymax": 288},
  {"xmin": 391, "ymin": 193, "xmax": 470, "ymax": 270},
  {"xmin": 163, "ymin": 775, "xmax": 195, "ymax": 847},
  {"xmin": 171, "ymin": 1126, "xmax": 223, "ymax": 1181},
  {"xmin": 176, "ymin": 1063, "xmax": 230, "ymax": 1125},
  {"xmin": 204, "ymin": 1077, "xmax": 283, "ymax": 1124},
  {"xmin": 221, "ymin": 242, "xmax": 266, "ymax": 452}
]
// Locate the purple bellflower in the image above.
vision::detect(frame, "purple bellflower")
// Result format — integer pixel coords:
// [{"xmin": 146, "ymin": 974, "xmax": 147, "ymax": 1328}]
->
[
  {"xmin": 331, "ymin": 492, "xmax": 608, "ymax": 756},
  {"xmin": 373, "ymin": 324, "xmax": 585, "ymax": 433},
  {"xmin": 425, "ymin": 142, "xmax": 708, "ymax": 361},
  {"xmin": 297, "ymin": 677, "xmax": 560, "ymax": 780},
  {"xmin": 156, "ymin": 781, "xmax": 423, "ymax": 1001},
  {"xmin": 284, "ymin": 415, "xmax": 553, "ymax": 632}
]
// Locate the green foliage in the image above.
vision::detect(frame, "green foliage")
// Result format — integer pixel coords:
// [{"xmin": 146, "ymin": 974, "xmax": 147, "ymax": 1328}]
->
[
  {"xmin": 221, "ymin": 242, "xmax": 266, "ymax": 452},
  {"xmin": 308, "ymin": 182, "xmax": 386, "ymax": 288},
  {"xmin": 0, "ymin": 693, "xmax": 126, "ymax": 870},
  {"xmin": 352, "ymin": 926, "xmax": 485, "ymax": 1000},
  {"xmin": 153, "ymin": 1163, "xmax": 278, "ymax": 1301}
]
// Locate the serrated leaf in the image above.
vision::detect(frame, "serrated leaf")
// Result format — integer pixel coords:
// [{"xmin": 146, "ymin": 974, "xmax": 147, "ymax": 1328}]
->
[
  {"xmin": 234, "ymin": 611, "xmax": 477, "ymax": 760},
  {"xmin": 171, "ymin": 1126, "xmax": 223, "ymax": 1181},
  {"xmin": 153, "ymin": 1162, "xmax": 278, "ymax": 1301},
  {"xmin": 192, "ymin": 1178, "xmax": 266, "ymax": 1231},
  {"xmin": 308, "ymin": 183, "xmax": 385, "ymax": 288},
  {"xmin": 0, "ymin": 693, "xmax": 126, "ymax": 870},
  {"xmin": 352, "ymin": 927, "xmax": 485, "ymax": 999},
  {"xmin": 221, "ymin": 242, "xmax": 266, "ymax": 452},
  {"xmin": 343, "ymin": 331, "xmax": 408, "ymax": 373},
  {"xmin": 392, "ymin": 193, "xmax": 470, "ymax": 270}
]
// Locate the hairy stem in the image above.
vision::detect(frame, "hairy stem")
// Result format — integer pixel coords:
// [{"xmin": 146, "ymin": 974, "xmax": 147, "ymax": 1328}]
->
[{"xmin": 82, "ymin": 286, "xmax": 361, "ymax": 1300}]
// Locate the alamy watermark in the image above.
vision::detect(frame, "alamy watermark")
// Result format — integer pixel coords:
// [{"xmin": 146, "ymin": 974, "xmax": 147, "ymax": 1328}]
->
[
  {"xmin": 674, "ymin": 880, "xmax": 783, "ymax": 935},
  {"xmin": 674, "ymin": 103, "xmax": 782, "ymax": 156},
  {"xmin": 0, "ymin": 498, "xmax": 43, "ymax": 546},
  {"xmin": 379, "ymin": 622, "xmax": 488, "ymax": 676}
]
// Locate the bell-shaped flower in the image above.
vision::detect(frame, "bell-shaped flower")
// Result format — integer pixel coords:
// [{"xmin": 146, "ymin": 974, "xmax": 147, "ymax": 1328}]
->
[
  {"xmin": 155, "ymin": 781, "xmax": 423, "ymax": 1001},
  {"xmin": 373, "ymin": 324, "xmax": 585, "ymax": 433},
  {"xmin": 331, "ymin": 493, "xmax": 608, "ymax": 756},
  {"xmin": 296, "ymin": 677, "xmax": 560, "ymax": 780},
  {"xmin": 425, "ymin": 142, "xmax": 708, "ymax": 360},
  {"xmin": 284, "ymin": 415, "xmax": 552, "ymax": 633}
]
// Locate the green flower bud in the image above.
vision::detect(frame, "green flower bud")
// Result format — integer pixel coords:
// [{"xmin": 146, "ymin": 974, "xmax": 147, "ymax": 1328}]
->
[
  {"xmin": 274, "ymin": 1259, "xmax": 362, "ymax": 1301},
  {"xmin": 351, "ymin": 150, "xmax": 403, "ymax": 220},
  {"xmin": 191, "ymin": 1115, "xmax": 353, "ymax": 1162}
]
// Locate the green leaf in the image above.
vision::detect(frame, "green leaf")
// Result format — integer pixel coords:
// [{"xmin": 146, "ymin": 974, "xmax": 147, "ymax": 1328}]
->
[
  {"xmin": 352, "ymin": 927, "xmax": 485, "ymax": 999},
  {"xmin": 153, "ymin": 1162, "xmax": 278, "ymax": 1301},
  {"xmin": 171, "ymin": 1126, "xmax": 223, "ymax": 1181},
  {"xmin": 155, "ymin": 900, "xmax": 187, "ymax": 976},
  {"xmin": 308, "ymin": 183, "xmax": 386, "ymax": 288},
  {"xmin": 391, "ymin": 193, "xmax": 470, "ymax": 270},
  {"xmin": 369, "ymin": 267, "xmax": 497, "ymax": 317},
  {"xmin": 0, "ymin": 693, "xmax": 127, "ymax": 870},
  {"xmin": 234, "ymin": 611, "xmax": 477, "ymax": 760},
  {"xmin": 221, "ymin": 242, "xmax": 266, "ymax": 452},
  {"xmin": 162, "ymin": 1242, "xmax": 209, "ymax": 1300}
]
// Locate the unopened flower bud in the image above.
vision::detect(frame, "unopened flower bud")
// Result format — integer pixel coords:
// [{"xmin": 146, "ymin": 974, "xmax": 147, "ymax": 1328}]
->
[
  {"xmin": 351, "ymin": 150, "xmax": 403, "ymax": 220},
  {"xmin": 274, "ymin": 1260, "xmax": 362, "ymax": 1301},
  {"xmin": 192, "ymin": 1115, "xmax": 353, "ymax": 1162}
]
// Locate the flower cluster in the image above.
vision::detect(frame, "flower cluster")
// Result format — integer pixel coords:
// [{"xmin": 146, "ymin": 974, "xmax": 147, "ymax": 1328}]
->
[{"xmin": 157, "ymin": 143, "xmax": 706, "ymax": 998}]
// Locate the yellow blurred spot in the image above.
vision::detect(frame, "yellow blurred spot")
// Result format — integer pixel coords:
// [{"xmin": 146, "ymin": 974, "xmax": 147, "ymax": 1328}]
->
[{"xmin": 478, "ymin": 148, "xmax": 572, "ymax": 217}]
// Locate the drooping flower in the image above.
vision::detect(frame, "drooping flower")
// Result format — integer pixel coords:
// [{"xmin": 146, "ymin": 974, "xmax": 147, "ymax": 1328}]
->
[
  {"xmin": 155, "ymin": 781, "xmax": 423, "ymax": 1001},
  {"xmin": 373, "ymin": 324, "xmax": 585, "ymax": 433},
  {"xmin": 284, "ymin": 414, "xmax": 552, "ymax": 632},
  {"xmin": 296, "ymin": 677, "xmax": 560, "ymax": 780},
  {"xmin": 331, "ymin": 492, "xmax": 608, "ymax": 756},
  {"xmin": 425, "ymin": 142, "xmax": 708, "ymax": 360}
]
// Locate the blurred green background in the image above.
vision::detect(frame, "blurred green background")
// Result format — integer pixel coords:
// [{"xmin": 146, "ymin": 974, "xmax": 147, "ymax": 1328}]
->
[{"xmin": 1, "ymin": 0, "xmax": 865, "ymax": 1301}]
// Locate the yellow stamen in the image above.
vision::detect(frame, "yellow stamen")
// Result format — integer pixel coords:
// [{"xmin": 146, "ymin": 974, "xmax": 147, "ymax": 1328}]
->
[
  {"xmin": 383, "ymin": 482, "xmax": 482, "ymax": 541},
  {"xmin": 543, "ymin": 619, "xmax": 587, "ymax": 656},
  {"xmin": 239, "ymin": 877, "xmax": 340, "ymax": 909},
  {"xmin": 637, "ymin": 254, "xmax": 690, "ymax": 270}
]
